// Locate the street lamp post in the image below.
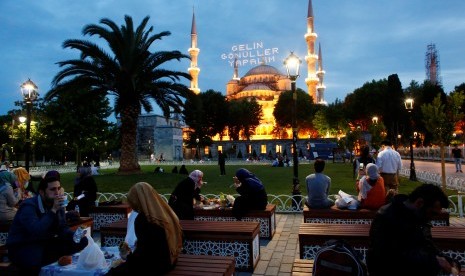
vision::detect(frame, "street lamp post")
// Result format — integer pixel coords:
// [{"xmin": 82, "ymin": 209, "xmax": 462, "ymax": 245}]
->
[
  {"xmin": 20, "ymin": 79, "xmax": 39, "ymax": 172},
  {"xmin": 196, "ymin": 138, "xmax": 200, "ymax": 161},
  {"xmin": 284, "ymin": 52, "xmax": 302, "ymax": 210},
  {"xmin": 404, "ymin": 98, "xmax": 417, "ymax": 181}
]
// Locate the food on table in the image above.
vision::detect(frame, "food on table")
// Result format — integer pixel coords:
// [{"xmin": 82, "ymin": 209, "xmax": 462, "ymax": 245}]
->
[
  {"xmin": 58, "ymin": 255, "xmax": 72, "ymax": 266},
  {"xmin": 119, "ymin": 241, "xmax": 131, "ymax": 260}
]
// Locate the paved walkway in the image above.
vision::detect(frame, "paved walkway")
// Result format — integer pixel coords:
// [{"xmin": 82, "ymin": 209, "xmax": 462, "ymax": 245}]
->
[
  {"xmin": 403, "ymin": 159, "xmax": 465, "ymax": 178},
  {"xmin": 236, "ymin": 213, "xmax": 302, "ymax": 276}
]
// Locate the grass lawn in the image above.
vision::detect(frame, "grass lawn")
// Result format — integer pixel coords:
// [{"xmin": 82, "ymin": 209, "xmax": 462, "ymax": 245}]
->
[{"xmin": 54, "ymin": 162, "xmax": 440, "ymax": 198}]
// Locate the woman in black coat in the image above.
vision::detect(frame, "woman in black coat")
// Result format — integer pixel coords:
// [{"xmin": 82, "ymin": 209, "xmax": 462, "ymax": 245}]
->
[
  {"xmin": 168, "ymin": 170, "xmax": 204, "ymax": 220},
  {"xmin": 71, "ymin": 166, "xmax": 98, "ymax": 216},
  {"xmin": 232, "ymin": 168, "xmax": 268, "ymax": 220}
]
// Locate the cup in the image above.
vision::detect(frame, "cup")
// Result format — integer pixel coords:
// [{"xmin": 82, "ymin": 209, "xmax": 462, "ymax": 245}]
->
[
  {"xmin": 60, "ymin": 196, "xmax": 68, "ymax": 208},
  {"xmin": 73, "ymin": 226, "xmax": 86, "ymax": 243}
]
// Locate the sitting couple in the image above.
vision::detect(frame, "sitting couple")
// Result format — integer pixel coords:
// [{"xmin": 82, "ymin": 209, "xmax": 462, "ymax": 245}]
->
[{"xmin": 336, "ymin": 163, "xmax": 386, "ymax": 210}]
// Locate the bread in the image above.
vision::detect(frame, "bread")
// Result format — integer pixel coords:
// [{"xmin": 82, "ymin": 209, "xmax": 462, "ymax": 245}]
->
[{"xmin": 58, "ymin": 255, "xmax": 72, "ymax": 266}]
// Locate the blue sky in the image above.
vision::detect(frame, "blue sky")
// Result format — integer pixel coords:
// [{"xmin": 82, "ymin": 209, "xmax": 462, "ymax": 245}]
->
[{"xmin": 1, "ymin": 0, "xmax": 465, "ymax": 119}]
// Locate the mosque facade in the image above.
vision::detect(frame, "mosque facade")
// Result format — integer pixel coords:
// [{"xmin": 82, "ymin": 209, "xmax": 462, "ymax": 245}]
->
[{"xmin": 136, "ymin": 0, "xmax": 329, "ymax": 161}]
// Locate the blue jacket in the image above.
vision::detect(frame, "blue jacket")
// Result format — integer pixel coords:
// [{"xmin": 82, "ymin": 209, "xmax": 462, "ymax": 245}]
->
[{"xmin": 6, "ymin": 195, "xmax": 87, "ymax": 267}]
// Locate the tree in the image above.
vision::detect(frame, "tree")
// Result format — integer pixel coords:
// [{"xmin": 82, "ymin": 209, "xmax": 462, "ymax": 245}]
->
[
  {"xmin": 39, "ymin": 89, "xmax": 113, "ymax": 165},
  {"xmin": 183, "ymin": 89, "xmax": 229, "ymax": 147},
  {"xmin": 421, "ymin": 93, "xmax": 464, "ymax": 190},
  {"xmin": 273, "ymin": 88, "xmax": 315, "ymax": 137},
  {"xmin": 45, "ymin": 15, "xmax": 192, "ymax": 174},
  {"xmin": 383, "ymin": 74, "xmax": 406, "ymax": 142},
  {"xmin": 227, "ymin": 98, "xmax": 262, "ymax": 141}
]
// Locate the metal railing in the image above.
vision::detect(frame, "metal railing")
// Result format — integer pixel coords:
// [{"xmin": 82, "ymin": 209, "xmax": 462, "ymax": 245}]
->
[{"xmin": 63, "ymin": 192, "xmax": 465, "ymax": 218}]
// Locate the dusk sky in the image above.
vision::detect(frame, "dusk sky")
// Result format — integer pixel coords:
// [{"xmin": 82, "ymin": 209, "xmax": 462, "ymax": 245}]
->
[{"xmin": 1, "ymin": 0, "xmax": 465, "ymax": 119}]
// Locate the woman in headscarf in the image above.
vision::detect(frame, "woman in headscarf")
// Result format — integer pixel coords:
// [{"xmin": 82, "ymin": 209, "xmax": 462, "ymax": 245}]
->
[
  {"xmin": 232, "ymin": 168, "xmax": 268, "ymax": 220},
  {"xmin": 13, "ymin": 167, "xmax": 33, "ymax": 200},
  {"xmin": 70, "ymin": 166, "xmax": 98, "ymax": 216},
  {"xmin": 0, "ymin": 170, "xmax": 20, "ymax": 221},
  {"xmin": 106, "ymin": 182, "xmax": 182, "ymax": 275},
  {"xmin": 168, "ymin": 170, "xmax": 204, "ymax": 220}
]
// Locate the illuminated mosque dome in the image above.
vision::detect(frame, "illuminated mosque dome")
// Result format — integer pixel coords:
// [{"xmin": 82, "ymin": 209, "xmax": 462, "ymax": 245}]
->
[
  {"xmin": 226, "ymin": 63, "xmax": 291, "ymax": 139},
  {"xmin": 244, "ymin": 64, "xmax": 284, "ymax": 77}
]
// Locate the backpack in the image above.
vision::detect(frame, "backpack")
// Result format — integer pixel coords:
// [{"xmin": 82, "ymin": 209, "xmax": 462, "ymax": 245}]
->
[{"xmin": 312, "ymin": 239, "xmax": 367, "ymax": 276}]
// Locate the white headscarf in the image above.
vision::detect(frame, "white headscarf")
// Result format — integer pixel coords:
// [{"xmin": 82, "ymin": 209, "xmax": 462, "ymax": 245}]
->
[{"xmin": 188, "ymin": 170, "xmax": 203, "ymax": 186}]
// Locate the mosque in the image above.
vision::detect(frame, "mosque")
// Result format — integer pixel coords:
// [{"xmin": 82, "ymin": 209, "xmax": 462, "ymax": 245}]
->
[
  {"xmin": 138, "ymin": 0, "xmax": 333, "ymax": 161},
  {"xmin": 187, "ymin": 0, "xmax": 326, "ymax": 141}
]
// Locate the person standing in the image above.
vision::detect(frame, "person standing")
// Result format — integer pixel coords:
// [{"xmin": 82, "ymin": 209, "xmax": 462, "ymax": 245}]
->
[
  {"xmin": 6, "ymin": 173, "xmax": 88, "ymax": 275},
  {"xmin": 376, "ymin": 140, "xmax": 402, "ymax": 196},
  {"xmin": 353, "ymin": 145, "xmax": 375, "ymax": 180},
  {"xmin": 367, "ymin": 184, "xmax": 460, "ymax": 276},
  {"xmin": 452, "ymin": 144, "xmax": 463, "ymax": 173},
  {"xmin": 305, "ymin": 159, "xmax": 334, "ymax": 209},
  {"xmin": 168, "ymin": 170, "xmax": 205, "ymax": 220},
  {"xmin": 218, "ymin": 150, "xmax": 226, "ymax": 176}
]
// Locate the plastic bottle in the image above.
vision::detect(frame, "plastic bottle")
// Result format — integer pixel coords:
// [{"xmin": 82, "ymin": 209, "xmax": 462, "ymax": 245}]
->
[{"xmin": 75, "ymin": 204, "xmax": 80, "ymax": 214}]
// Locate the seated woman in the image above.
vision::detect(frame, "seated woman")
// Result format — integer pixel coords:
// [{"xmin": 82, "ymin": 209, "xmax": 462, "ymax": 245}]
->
[
  {"xmin": 232, "ymin": 168, "xmax": 268, "ymax": 220},
  {"xmin": 0, "ymin": 170, "xmax": 20, "ymax": 222},
  {"xmin": 356, "ymin": 163, "xmax": 386, "ymax": 209},
  {"xmin": 335, "ymin": 163, "xmax": 386, "ymax": 210},
  {"xmin": 106, "ymin": 182, "xmax": 182, "ymax": 275},
  {"xmin": 168, "ymin": 170, "xmax": 205, "ymax": 220},
  {"xmin": 69, "ymin": 166, "xmax": 98, "ymax": 216},
  {"xmin": 13, "ymin": 167, "xmax": 33, "ymax": 201}
]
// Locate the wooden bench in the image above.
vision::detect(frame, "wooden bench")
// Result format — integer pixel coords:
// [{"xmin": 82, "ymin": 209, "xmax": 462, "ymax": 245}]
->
[
  {"xmin": 303, "ymin": 205, "xmax": 450, "ymax": 226},
  {"xmin": 193, "ymin": 203, "xmax": 276, "ymax": 239},
  {"xmin": 0, "ymin": 221, "xmax": 12, "ymax": 245},
  {"xmin": 88, "ymin": 204, "xmax": 132, "ymax": 230},
  {"xmin": 100, "ymin": 219, "xmax": 260, "ymax": 272},
  {"xmin": 167, "ymin": 254, "xmax": 235, "ymax": 276},
  {"xmin": 291, "ymin": 259, "xmax": 313, "ymax": 276},
  {"xmin": 299, "ymin": 223, "xmax": 465, "ymax": 266}
]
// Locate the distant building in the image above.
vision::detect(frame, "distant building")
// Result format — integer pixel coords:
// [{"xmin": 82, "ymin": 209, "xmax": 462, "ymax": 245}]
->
[{"xmin": 136, "ymin": 114, "xmax": 183, "ymax": 161}]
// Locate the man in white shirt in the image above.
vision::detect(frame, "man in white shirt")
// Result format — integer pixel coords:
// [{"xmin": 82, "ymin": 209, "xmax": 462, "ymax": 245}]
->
[{"xmin": 376, "ymin": 140, "xmax": 402, "ymax": 196}]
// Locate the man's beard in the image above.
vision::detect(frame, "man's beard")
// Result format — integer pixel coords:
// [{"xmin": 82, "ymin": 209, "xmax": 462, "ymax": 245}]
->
[{"xmin": 43, "ymin": 194, "xmax": 55, "ymax": 206}]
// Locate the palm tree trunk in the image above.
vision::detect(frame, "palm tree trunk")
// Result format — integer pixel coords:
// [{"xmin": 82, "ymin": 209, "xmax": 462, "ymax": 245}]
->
[{"xmin": 118, "ymin": 106, "xmax": 141, "ymax": 174}]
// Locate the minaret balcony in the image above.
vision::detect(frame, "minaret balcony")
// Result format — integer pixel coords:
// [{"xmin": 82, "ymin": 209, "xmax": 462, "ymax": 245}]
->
[
  {"xmin": 316, "ymin": 70, "xmax": 326, "ymax": 75},
  {"xmin": 317, "ymin": 84, "xmax": 326, "ymax": 90},
  {"xmin": 304, "ymin": 33, "xmax": 318, "ymax": 39},
  {"xmin": 188, "ymin": 48, "xmax": 200, "ymax": 53},
  {"xmin": 305, "ymin": 76, "xmax": 319, "ymax": 83},
  {"xmin": 305, "ymin": 54, "xmax": 318, "ymax": 61},
  {"xmin": 188, "ymin": 67, "xmax": 200, "ymax": 73}
]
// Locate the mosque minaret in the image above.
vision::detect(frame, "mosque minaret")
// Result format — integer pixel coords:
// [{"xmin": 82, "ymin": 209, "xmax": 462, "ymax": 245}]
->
[
  {"xmin": 316, "ymin": 43, "xmax": 326, "ymax": 104},
  {"xmin": 304, "ymin": 0, "xmax": 321, "ymax": 104},
  {"xmin": 188, "ymin": 8, "xmax": 200, "ymax": 94}
]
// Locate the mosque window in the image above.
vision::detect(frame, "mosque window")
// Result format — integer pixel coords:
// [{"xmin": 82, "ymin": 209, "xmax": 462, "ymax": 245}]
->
[
  {"xmin": 276, "ymin": 144, "xmax": 282, "ymax": 154},
  {"xmin": 217, "ymin": 146, "xmax": 223, "ymax": 152},
  {"xmin": 261, "ymin": 144, "xmax": 267, "ymax": 154}
]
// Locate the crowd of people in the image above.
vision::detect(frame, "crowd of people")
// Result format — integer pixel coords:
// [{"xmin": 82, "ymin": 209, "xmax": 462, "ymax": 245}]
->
[{"xmin": 1, "ymin": 141, "xmax": 461, "ymax": 275}]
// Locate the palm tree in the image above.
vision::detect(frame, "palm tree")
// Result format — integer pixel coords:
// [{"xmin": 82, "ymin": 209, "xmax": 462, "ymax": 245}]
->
[{"xmin": 45, "ymin": 15, "xmax": 192, "ymax": 174}]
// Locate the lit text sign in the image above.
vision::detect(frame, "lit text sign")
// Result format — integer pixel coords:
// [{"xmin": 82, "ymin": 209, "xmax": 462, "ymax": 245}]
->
[{"xmin": 221, "ymin": 41, "xmax": 279, "ymax": 67}]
